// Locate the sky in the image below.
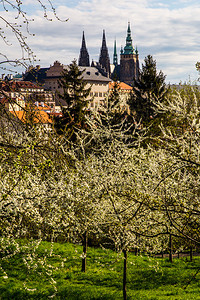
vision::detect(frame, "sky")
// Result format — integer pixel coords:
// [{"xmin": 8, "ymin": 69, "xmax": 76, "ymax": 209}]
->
[{"xmin": 1, "ymin": 0, "xmax": 200, "ymax": 84}]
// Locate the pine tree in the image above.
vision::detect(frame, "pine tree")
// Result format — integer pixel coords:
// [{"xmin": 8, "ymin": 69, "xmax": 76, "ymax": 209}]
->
[
  {"xmin": 93, "ymin": 79, "xmax": 131, "ymax": 134},
  {"xmin": 106, "ymin": 81, "xmax": 134, "ymax": 133},
  {"xmin": 107, "ymin": 80, "xmax": 122, "ymax": 124},
  {"xmin": 54, "ymin": 59, "xmax": 91, "ymax": 139},
  {"xmin": 128, "ymin": 55, "xmax": 168, "ymax": 124}
]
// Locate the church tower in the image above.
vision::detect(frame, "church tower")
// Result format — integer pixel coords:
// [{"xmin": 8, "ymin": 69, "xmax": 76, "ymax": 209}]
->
[
  {"xmin": 120, "ymin": 22, "xmax": 139, "ymax": 86},
  {"xmin": 99, "ymin": 30, "xmax": 111, "ymax": 76},
  {"xmin": 78, "ymin": 31, "xmax": 90, "ymax": 67}
]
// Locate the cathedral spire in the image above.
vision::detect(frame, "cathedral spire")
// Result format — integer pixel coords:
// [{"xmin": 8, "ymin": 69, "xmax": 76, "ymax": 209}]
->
[
  {"xmin": 123, "ymin": 22, "xmax": 134, "ymax": 55},
  {"xmin": 99, "ymin": 30, "xmax": 110, "ymax": 75},
  {"xmin": 113, "ymin": 39, "xmax": 118, "ymax": 66},
  {"xmin": 102, "ymin": 30, "xmax": 106, "ymax": 46},
  {"xmin": 78, "ymin": 31, "xmax": 90, "ymax": 67},
  {"xmin": 120, "ymin": 22, "xmax": 139, "ymax": 86}
]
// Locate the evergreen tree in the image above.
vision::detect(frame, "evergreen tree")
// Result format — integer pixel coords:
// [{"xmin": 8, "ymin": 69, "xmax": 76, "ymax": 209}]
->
[
  {"xmin": 54, "ymin": 59, "xmax": 91, "ymax": 139},
  {"xmin": 107, "ymin": 81, "xmax": 135, "ymax": 135},
  {"xmin": 128, "ymin": 55, "xmax": 169, "ymax": 124},
  {"xmin": 85, "ymin": 80, "xmax": 135, "ymax": 152},
  {"xmin": 107, "ymin": 80, "xmax": 122, "ymax": 124}
]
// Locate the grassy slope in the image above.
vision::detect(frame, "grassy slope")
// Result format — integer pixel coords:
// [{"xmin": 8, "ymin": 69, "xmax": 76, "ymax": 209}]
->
[{"xmin": 0, "ymin": 241, "xmax": 200, "ymax": 299}]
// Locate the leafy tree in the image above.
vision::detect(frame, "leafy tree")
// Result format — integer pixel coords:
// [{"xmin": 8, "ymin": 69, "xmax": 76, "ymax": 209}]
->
[
  {"xmin": 128, "ymin": 55, "xmax": 169, "ymax": 124},
  {"xmin": 79, "ymin": 108, "xmax": 168, "ymax": 299},
  {"xmin": 102, "ymin": 81, "xmax": 124, "ymax": 127},
  {"xmin": 108, "ymin": 81, "xmax": 121, "ymax": 108},
  {"xmin": 84, "ymin": 82, "xmax": 136, "ymax": 152},
  {"xmin": 106, "ymin": 80, "xmax": 134, "ymax": 129},
  {"xmin": 151, "ymin": 85, "xmax": 200, "ymax": 249},
  {"xmin": 195, "ymin": 61, "xmax": 200, "ymax": 76},
  {"xmin": 54, "ymin": 60, "xmax": 91, "ymax": 141}
]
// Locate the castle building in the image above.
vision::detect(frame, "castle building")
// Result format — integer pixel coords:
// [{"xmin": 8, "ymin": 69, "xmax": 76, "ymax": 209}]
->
[
  {"xmin": 44, "ymin": 61, "xmax": 111, "ymax": 109},
  {"xmin": 22, "ymin": 22, "xmax": 139, "ymax": 111},
  {"xmin": 78, "ymin": 23, "xmax": 139, "ymax": 86}
]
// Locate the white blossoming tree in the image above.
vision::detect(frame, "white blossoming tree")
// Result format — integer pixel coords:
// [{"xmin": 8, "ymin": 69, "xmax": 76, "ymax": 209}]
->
[
  {"xmin": 152, "ymin": 85, "xmax": 200, "ymax": 249},
  {"xmin": 1, "ymin": 76, "xmax": 200, "ymax": 299}
]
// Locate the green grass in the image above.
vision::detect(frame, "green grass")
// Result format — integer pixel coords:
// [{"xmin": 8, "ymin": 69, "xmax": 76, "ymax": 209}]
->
[{"xmin": 0, "ymin": 241, "xmax": 200, "ymax": 299}]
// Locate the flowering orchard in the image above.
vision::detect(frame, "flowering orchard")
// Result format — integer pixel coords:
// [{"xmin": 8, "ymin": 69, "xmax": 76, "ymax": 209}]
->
[{"xmin": 0, "ymin": 85, "xmax": 200, "ymax": 298}]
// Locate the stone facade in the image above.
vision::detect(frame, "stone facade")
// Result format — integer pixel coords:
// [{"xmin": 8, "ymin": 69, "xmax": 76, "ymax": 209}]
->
[
  {"xmin": 120, "ymin": 52, "xmax": 139, "ymax": 86},
  {"xmin": 44, "ymin": 61, "xmax": 111, "ymax": 109}
]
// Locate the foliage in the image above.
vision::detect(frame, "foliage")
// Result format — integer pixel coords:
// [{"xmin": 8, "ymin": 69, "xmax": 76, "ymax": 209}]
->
[
  {"xmin": 108, "ymin": 81, "xmax": 121, "ymax": 110},
  {"xmin": 103, "ymin": 80, "xmax": 134, "ymax": 131},
  {"xmin": 1, "ymin": 75, "xmax": 200, "ymax": 297},
  {"xmin": 152, "ymin": 85, "xmax": 200, "ymax": 245},
  {"xmin": 128, "ymin": 55, "xmax": 169, "ymax": 124},
  {"xmin": 154, "ymin": 84, "xmax": 200, "ymax": 167},
  {"xmin": 195, "ymin": 61, "xmax": 200, "ymax": 76},
  {"xmin": 54, "ymin": 60, "xmax": 91, "ymax": 140}
]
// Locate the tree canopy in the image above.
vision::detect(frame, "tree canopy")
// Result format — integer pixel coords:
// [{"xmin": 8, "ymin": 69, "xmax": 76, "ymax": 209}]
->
[
  {"xmin": 128, "ymin": 55, "xmax": 169, "ymax": 124},
  {"xmin": 54, "ymin": 60, "xmax": 91, "ymax": 140}
]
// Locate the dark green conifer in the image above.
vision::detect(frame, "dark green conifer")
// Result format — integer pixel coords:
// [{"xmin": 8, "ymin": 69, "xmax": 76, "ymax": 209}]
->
[
  {"xmin": 107, "ymin": 80, "xmax": 121, "ymax": 117},
  {"xmin": 100, "ymin": 80, "xmax": 127, "ymax": 128},
  {"xmin": 128, "ymin": 55, "xmax": 168, "ymax": 124},
  {"xmin": 54, "ymin": 60, "xmax": 91, "ymax": 140}
]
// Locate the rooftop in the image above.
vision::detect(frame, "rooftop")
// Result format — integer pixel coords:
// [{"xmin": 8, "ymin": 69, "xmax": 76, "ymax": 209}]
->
[{"xmin": 109, "ymin": 81, "xmax": 133, "ymax": 91}]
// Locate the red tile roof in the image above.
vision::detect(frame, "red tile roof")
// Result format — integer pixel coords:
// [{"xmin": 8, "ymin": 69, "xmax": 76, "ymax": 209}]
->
[
  {"xmin": 0, "ymin": 80, "xmax": 43, "ymax": 91},
  {"xmin": 109, "ymin": 82, "xmax": 133, "ymax": 91},
  {"xmin": 10, "ymin": 107, "xmax": 52, "ymax": 124}
]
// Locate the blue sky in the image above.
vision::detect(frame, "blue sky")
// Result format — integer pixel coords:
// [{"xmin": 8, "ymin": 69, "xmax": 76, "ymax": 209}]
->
[
  {"xmin": 1, "ymin": 0, "xmax": 200, "ymax": 84},
  {"xmin": 148, "ymin": 0, "xmax": 198, "ymax": 9}
]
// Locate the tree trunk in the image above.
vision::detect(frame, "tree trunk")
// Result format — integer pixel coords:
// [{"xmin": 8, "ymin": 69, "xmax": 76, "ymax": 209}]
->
[
  {"xmin": 190, "ymin": 247, "xmax": 193, "ymax": 262},
  {"xmin": 135, "ymin": 235, "xmax": 138, "ymax": 256},
  {"xmin": 123, "ymin": 249, "xmax": 127, "ymax": 300},
  {"xmin": 169, "ymin": 233, "xmax": 173, "ymax": 263},
  {"xmin": 81, "ymin": 231, "xmax": 88, "ymax": 272}
]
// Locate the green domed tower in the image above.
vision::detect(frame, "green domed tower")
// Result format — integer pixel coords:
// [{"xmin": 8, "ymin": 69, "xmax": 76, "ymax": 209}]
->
[{"xmin": 120, "ymin": 22, "xmax": 139, "ymax": 85}]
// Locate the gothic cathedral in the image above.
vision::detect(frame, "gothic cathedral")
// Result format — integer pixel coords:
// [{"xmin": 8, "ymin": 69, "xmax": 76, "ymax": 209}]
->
[{"xmin": 78, "ymin": 22, "xmax": 139, "ymax": 86}]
